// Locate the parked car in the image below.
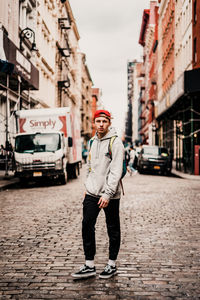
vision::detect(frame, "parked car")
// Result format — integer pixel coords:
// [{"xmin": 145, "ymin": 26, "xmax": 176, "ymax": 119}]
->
[{"xmin": 137, "ymin": 145, "xmax": 172, "ymax": 175}]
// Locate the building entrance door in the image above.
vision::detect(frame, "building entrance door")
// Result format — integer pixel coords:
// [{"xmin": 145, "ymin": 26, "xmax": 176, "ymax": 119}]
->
[{"xmin": 194, "ymin": 145, "xmax": 200, "ymax": 175}]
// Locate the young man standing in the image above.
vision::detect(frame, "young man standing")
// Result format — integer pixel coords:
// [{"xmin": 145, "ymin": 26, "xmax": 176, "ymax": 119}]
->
[{"xmin": 72, "ymin": 110, "xmax": 124, "ymax": 279}]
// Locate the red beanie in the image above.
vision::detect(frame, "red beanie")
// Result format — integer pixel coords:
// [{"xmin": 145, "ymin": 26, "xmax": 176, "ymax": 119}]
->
[{"xmin": 94, "ymin": 110, "xmax": 111, "ymax": 120}]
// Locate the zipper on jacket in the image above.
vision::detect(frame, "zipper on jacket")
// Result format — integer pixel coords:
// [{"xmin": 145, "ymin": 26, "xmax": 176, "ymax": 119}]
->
[{"xmin": 96, "ymin": 139, "xmax": 101, "ymax": 159}]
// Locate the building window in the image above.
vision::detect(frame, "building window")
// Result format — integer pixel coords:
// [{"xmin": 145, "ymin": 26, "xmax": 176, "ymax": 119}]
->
[
  {"xmin": 194, "ymin": 0, "xmax": 197, "ymax": 23},
  {"xmin": 193, "ymin": 38, "xmax": 197, "ymax": 64},
  {"xmin": 19, "ymin": 0, "xmax": 36, "ymax": 30}
]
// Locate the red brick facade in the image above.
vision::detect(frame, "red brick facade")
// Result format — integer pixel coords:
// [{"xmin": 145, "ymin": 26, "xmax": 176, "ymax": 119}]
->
[
  {"xmin": 162, "ymin": 0, "xmax": 175, "ymax": 94},
  {"xmin": 138, "ymin": 3, "xmax": 158, "ymax": 144},
  {"xmin": 148, "ymin": 5, "xmax": 158, "ymax": 124},
  {"xmin": 193, "ymin": 0, "xmax": 200, "ymax": 68}
]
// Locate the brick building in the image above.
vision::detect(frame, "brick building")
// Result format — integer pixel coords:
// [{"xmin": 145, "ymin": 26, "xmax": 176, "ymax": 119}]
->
[
  {"xmin": 138, "ymin": 1, "xmax": 158, "ymax": 145},
  {"xmin": 156, "ymin": 0, "xmax": 200, "ymax": 174},
  {"xmin": 193, "ymin": 0, "xmax": 200, "ymax": 68},
  {"xmin": 132, "ymin": 0, "xmax": 200, "ymax": 174}
]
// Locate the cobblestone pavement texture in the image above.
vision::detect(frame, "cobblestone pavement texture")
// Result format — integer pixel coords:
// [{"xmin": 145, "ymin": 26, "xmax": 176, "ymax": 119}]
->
[{"xmin": 0, "ymin": 166, "xmax": 200, "ymax": 299}]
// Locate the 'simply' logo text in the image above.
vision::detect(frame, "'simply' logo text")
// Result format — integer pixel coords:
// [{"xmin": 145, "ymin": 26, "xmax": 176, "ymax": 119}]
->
[{"xmin": 29, "ymin": 119, "xmax": 56, "ymax": 129}]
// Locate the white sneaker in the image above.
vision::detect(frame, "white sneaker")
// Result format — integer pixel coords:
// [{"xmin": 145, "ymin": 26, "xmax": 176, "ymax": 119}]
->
[
  {"xmin": 99, "ymin": 264, "xmax": 117, "ymax": 279},
  {"xmin": 72, "ymin": 265, "xmax": 96, "ymax": 278}
]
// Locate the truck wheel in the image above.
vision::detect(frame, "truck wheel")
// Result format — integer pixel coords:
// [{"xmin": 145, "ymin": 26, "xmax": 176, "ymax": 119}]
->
[
  {"xmin": 19, "ymin": 177, "xmax": 28, "ymax": 187},
  {"xmin": 60, "ymin": 169, "xmax": 68, "ymax": 185}
]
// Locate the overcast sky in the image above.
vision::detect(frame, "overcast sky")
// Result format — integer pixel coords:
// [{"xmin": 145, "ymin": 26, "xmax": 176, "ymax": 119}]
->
[{"xmin": 69, "ymin": 0, "xmax": 150, "ymax": 135}]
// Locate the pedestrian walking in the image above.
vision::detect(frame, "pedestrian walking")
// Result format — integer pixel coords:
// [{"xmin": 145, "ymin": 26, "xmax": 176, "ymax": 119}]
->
[
  {"xmin": 133, "ymin": 143, "xmax": 142, "ymax": 169},
  {"xmin": 128, "ymin": 145, "xmax": 138, "ymax": 175},
  {"xmin": 72, "ymin": 109, "xmax": 124, "ymax": 279},
  {"xmin": 82, "ymin": 146, "xmax": 88, "ymax": 164}
]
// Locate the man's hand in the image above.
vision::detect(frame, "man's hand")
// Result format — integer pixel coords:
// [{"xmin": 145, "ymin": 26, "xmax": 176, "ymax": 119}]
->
[{"xmin": 98, "ymin": 197, "xmax": 109, "ymax": 208}]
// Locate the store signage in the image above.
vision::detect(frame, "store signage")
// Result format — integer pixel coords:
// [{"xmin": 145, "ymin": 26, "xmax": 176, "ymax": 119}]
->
[
  {"xmin": 2, "ymin": 30, "xmax": 39, "ymax": 90},
  {"xmin": 16, "ymin": 50, "xmax": 31, "ymax": 73},
  {"xmin": 157, "ymin": 75, "xmax": 184, "ymax": 117}
]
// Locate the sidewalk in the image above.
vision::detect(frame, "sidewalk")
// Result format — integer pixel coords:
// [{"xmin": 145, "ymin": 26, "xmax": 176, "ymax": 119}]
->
[
  {"xmin": 171, "ymin": 168, "xmax": 200, "ymax": 180},
  {"xmin": 0, "ymin": 170, "xmax": 19, "ymax": 191}
]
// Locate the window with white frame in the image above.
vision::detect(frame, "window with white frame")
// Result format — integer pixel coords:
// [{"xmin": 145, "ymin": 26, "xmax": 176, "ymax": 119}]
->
[
  {"xmin": 194, "ymin": 0, "xmax": 197, "ymax": 23},
  {"xmin": 19, "ymin": 0, "xmax": 36, "ymax": 30},
  {"xmin": 193, "ymin": 37, "xmax": 197, "ymax": 64}
]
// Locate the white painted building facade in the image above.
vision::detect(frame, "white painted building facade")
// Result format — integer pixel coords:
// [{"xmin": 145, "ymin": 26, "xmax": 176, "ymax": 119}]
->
[
  {"xmin": 0, "ymin": 0, "xmax": 94, "ymax": 155},
  {"xmin": 175, "ymin": 0, "xmax": 193, "ymax": 82}
]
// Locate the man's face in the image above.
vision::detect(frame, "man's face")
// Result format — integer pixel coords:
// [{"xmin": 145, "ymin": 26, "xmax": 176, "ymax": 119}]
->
[{"xmin": 94, "ymin": 116, "xmax": 110, "ymax": 136}]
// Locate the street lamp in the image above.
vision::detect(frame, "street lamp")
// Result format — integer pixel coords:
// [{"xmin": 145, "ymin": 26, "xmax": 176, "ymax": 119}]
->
[
  {"xmin": 58, "ymin": 78, "xmax": 71, "ymax": 89},
  {"xmin": 19, "ymin": 27, "xmax": 38, "ymax": 51},
  {"xmin": 58, "ymin": 47, "xmax": 71, "ymax": 57}
]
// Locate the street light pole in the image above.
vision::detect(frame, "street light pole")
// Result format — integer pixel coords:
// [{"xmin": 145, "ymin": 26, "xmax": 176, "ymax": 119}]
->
[
  {"xmin": 191, "ymin": 97, "xmax": 194, "ymax": 174},
  {"xmin": 20, "ymin": 27, "xmax": 38, "ymax": 51}
]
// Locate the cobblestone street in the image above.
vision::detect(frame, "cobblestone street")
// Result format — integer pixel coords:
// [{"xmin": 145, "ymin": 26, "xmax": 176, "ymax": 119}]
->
[{"xmin": 0, "ymin": 167, "xmax": 200, "ymax": 299}]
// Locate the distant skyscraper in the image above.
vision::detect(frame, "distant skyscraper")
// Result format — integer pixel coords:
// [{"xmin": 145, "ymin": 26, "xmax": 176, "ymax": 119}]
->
[{"xmin": 125, "ymin": 61, "xmax": 134, "ymax": 143}]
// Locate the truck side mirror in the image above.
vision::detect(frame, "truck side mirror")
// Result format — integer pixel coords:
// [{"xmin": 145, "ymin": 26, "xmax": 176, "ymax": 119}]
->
[{"xmin": 68, "ymin": 137, "xmax": 73, "ymax": 147}]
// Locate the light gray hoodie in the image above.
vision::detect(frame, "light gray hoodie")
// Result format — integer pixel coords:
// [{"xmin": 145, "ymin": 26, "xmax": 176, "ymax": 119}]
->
[{"xmin": 85, "ymin": 127, "xmax": 124, "ymax": 200}]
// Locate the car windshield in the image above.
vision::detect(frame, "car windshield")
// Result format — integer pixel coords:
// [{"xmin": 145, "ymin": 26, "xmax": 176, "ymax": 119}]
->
[
  {"xmin": 143, "ymin": 147, "xmax": 168, "ymax": 156},
  {"xmin": 15, "ymin": 133, "xmax": 61, "ymax": 153}
]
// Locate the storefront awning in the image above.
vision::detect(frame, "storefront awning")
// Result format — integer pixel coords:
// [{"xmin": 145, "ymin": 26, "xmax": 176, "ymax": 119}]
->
[
  {"xmin": 185, "ymin": 68, "xmax": 200, "ymax": 94},
  {"xmin": 157, "ymin": 68, "xmax": 200, "ymax": 119},
  {"xmin": 0, "ymin": 59, "xmax": 14, "ymax": 74},
  {"xmin": 0, "ymin": 30, "xmax": 39, "ymax": 91}
]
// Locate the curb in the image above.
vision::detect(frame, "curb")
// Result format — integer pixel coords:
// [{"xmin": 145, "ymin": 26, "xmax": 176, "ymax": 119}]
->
[
  {"xmin": 171, "ymin": 169, "xmax": 200, "ymax": 180},
  {"xmin": 0, "ymin": 178, "xmax": 19, "ymax": 191}
]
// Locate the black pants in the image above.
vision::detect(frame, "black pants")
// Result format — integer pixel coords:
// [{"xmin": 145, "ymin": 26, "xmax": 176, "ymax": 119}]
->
[{"xmin": 82, "ymin": 194, "xmax": 121, "ymax": 261}]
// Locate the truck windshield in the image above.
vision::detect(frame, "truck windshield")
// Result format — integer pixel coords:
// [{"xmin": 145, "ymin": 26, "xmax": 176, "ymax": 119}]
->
[{"xmin": 15, "ymin": 133, "xmax": 61, "ymax": 153}]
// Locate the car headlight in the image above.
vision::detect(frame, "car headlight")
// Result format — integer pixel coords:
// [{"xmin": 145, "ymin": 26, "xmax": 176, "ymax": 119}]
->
[
  {"xmin": 15, "ymin": 161, "xmax": 23, "ymax": 172},
  {"xmin": 55, "ymin": 158, "xmax": 63, "ymax": 170},
  {"xmin": 161, "ymin": 153, "xmax": 168, "ymax": 157}
]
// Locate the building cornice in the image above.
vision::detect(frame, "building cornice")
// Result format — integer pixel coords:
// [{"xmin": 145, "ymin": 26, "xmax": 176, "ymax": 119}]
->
[
  {"xmin": 66, "ymin": 0, "xmax": 80, "ymax": 41},
  {"xmin": 139, "ymin": 9, "xmax": 150, "ymax": 46}
]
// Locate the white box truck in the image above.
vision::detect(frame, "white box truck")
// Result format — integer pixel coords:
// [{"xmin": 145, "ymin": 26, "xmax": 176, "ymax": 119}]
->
[{"xmin": 14, "ymin": 107, "xmax": 82, "ymax": 184}]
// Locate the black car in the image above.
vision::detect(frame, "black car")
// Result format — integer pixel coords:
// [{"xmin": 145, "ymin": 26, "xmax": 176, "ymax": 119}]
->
[{"xmin": 137, "ymin": 145, "xmax": 172, "ymax": 175}]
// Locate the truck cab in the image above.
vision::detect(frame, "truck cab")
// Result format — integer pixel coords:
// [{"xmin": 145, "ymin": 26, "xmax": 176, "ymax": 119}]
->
[
  {"xmin": 14, "ymin": 107, "xmax": 81, "ymax": 185},
  {"xmin": 15, "ymin": 131, "xmax": 67, "ymax": 184}
]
